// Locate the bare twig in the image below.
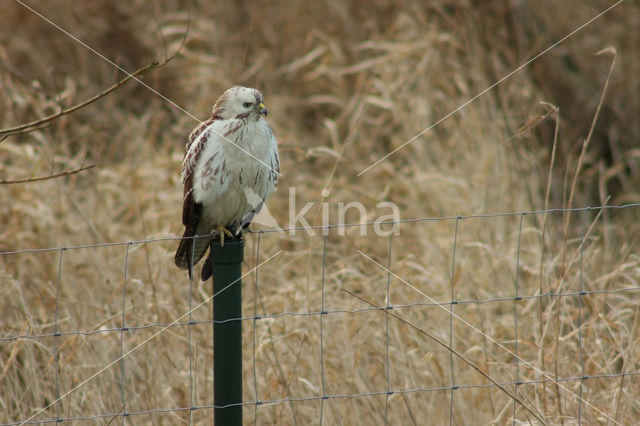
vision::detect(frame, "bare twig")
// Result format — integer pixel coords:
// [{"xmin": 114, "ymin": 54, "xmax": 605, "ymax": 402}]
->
[
  {"xmin": 0, "ymin": 62, "xmax": 158, "ymax": 138},
  {"xmin": 0, "ymin": 164, "xmax": 95, "ymax": 184},
  {"xmin": 0, "ymin": 7, "xmax": 189, "ymax": 143},
  {"xmin": 343, "ymin": 289, "xmax": 549, "ymax": 425},
  {"xmin": 0, "ymin": 124, "xmax": 51, "ymax": 144}
]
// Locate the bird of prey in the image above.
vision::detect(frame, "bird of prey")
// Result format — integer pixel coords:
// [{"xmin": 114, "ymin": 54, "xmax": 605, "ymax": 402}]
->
[{"xmin": 174, "ymin": 86, "xmax": 280, "ymax": 280}]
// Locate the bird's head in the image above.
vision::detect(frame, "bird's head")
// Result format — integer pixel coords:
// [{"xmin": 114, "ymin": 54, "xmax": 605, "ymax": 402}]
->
[{"xmin": 212, "ymin": 86, "xmax": 268, "ymax": 121}]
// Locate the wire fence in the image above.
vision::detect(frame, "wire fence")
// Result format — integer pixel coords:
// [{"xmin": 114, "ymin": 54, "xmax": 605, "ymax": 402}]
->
[{"xmin": 1, "ymin": 204, "xmax": 639, "ymax": 425}]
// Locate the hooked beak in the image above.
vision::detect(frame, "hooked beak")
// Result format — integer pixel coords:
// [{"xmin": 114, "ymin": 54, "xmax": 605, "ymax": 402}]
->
[{"xmin": 257, "ymin": 102, "xmax": 268, "ymax": 116}]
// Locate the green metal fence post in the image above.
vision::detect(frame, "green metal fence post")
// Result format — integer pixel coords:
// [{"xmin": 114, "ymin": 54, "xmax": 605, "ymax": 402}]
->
[{"xmin": 210, "ymin": 238, "xmax": 244, "ymax": 426}]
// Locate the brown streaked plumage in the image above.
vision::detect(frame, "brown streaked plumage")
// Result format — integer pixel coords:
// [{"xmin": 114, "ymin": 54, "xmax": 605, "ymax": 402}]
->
[{"xmin": 174, "ymin": 86, "xmax": 279, "ymax": 280}]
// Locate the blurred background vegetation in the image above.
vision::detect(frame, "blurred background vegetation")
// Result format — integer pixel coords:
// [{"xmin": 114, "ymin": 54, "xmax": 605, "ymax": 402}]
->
[{"xmin": 1, "ymin": 1, "xmax": 638, "ymax": 424}]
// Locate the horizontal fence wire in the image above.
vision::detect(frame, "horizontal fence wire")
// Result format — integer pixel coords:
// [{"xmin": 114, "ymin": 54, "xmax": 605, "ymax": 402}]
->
[
  {"xmin": 1, "ymin": 204, "xmax": 639, "ymax": 425},
  {"xmin": 2, "ymin": 286, "xmax": 639, "ymax": 344},
  {"xmin": 2, "ymin": 203, "xmax": 639, "ymax": 256},
  {"xmin": 3, "ymin": 371, "xmax": 640, "ymax": 426}
]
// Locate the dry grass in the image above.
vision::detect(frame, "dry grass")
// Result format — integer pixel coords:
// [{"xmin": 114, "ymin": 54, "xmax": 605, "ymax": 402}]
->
[{"xmin": 1, "ymin": 1, "xmax": 639, "ymax": 424}]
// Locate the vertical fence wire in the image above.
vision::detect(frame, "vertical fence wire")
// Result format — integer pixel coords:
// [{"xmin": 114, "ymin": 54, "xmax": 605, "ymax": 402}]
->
[
  {"xmin": 119, "ymin": 243, "xmax": 132, "ymax": 422},
  {"xmin": 187, "ymin": 238, "xmax": 195, "ymax": 424},
  {"xmin": 252, "ymin": 232, "xmax": 262, "ymax": 424},
  {"xmin": 448, "ymin": 217, "xmax": 461, "ymax": 425},
  {"xmin": 187, "ymin": 236, "xmax": 199, "ymax": 422},
  {"xmin": 512, "ymin": 214, "xmax": 525, "ymax": 424},
  {"xmin": 577, "ymin": 209, "xmax": 588, "ymax": 424},
  {"xmin": 319, "ymin": 234, "xmax": 328, "ymax": 425},
  {"xmin": 53, "ymin": 248, "xmax": 65, "ymax": 423},
  {"xmin": 384, "ymin": 233, "xmax": 394, "ymax": 424},
  {"xmin": 3, "ymin": 205, "xmax": 640, "ymax": 425}
]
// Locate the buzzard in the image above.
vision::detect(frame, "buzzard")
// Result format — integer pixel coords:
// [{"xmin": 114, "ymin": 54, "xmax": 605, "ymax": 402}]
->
[{"xmin": 174, "ymin": 86, "xmax": 280, "ymax": 280}]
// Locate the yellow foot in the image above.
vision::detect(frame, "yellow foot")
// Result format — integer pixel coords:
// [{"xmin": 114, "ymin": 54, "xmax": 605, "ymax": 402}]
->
[{"xmin": 216, "ymin": 225, "xmax": 234, "ymax": 246}]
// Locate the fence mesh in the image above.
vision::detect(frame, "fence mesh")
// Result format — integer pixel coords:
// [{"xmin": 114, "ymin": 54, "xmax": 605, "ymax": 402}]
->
[{"xmin": 1, "ymin": 204, "xmax": 639, "ymax": 425}]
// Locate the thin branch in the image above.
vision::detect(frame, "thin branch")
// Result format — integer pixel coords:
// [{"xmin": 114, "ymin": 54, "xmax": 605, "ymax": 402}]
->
[
  {"xmin": 0, "ymin": 124, "xmax": 51, "ymax": 144},
  {"xmin": 0, "ymin": 164, "xmax": 95, "ymax": 184},
  {"xmin": 0, "ymin": 11, "xmax": 190, "ymax": 140},
  {"xmin": 152, "ymin": 10, "xmax": 169, "ymax": 64},
  {"xmin": 0, "ymin": 62, "xmax": 158, "ymax": 138}
]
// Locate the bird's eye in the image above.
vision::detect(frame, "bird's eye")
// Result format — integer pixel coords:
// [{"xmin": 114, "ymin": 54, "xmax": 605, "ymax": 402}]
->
[{"xmin": 243, "ymin": 102, "xmax": 252, "ymax": 108}]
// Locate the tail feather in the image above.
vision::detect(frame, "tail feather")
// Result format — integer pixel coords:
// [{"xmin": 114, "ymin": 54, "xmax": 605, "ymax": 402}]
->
[
  {"xmin": 200, "ymin": 250, "xmax": 213, "ymax": 281},
  {"xmin": 175, "ymin": 231, "xmax": 210, "ymax": 280}
]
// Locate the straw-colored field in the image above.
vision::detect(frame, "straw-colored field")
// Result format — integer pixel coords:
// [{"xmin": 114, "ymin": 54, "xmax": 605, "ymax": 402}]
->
[{"xmin": 1, "ymin": 1, "xmax": 639, "ymax": 424}]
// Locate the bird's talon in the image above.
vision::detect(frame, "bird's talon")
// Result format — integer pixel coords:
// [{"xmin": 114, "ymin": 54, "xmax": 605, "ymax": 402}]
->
[{"xmin": 216, "ymin": 225, "xmax": 234, "ymax": 246}]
